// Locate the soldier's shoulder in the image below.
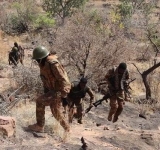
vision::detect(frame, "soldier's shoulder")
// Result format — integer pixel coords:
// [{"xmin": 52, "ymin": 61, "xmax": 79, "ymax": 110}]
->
[{"xmin": 47, "ymin": 55, "xmax": 59, "ymax": 65}]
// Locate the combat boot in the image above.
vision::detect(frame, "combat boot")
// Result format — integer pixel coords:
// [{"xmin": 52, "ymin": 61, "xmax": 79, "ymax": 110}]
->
[
  {"xmin": 64, "ymin": 126, "xmax": 70, "ymax": 132},
  {"xmin": 113, "ymin": 116, "xmax": 118, "ymax": 123},
  {"xmin": 28, "ymin": 124, "xmax": 44, "ymax": 132},
  {"xmin": 77, "ymin": 119, "xmax": 83, "ymax": 124},
  {"xmin": 108, "ymin": 112, "xmax": 113, "ymax": 121}
]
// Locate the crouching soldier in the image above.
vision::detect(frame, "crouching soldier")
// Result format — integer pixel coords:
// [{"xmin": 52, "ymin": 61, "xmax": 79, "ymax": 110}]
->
[
  {"xmin": 67, "ymin": 77, "xmax": 95, "ymax": 124},
  {"xmin": 105, "ymin": 62, "xmax": 130, "ymax": 123}
]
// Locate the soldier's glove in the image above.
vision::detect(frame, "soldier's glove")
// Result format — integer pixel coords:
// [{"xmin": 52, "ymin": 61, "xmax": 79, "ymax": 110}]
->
[
  {"xmin": 61, "ymin": 97, "xmax": 68, "ymax": 107},
  {"xmin": 89, "ymin": 103, "xmax": 94, "ymax": 107}
]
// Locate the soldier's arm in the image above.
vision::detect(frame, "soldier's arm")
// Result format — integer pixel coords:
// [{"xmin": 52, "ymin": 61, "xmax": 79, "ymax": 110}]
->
[
  {"xmin": 125, "ymin": 69, "xmax": 130, "ymax": 80},
  {"xmin": 51, "ymin": 62, "xmax": 71, "ymax": 98},
  {"xmin": 87, "ymin": 87, "xmax": 95, "ymax": 105}
]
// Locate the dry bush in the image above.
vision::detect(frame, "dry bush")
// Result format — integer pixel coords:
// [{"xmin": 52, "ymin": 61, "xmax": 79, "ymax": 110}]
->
[
  {"xmin": 13, "ymin": 66, "xmax": 43, "ymax": 95},
  {"xmin": 53, "ymin": 10, "xmax": 133, "ymax": 89}
]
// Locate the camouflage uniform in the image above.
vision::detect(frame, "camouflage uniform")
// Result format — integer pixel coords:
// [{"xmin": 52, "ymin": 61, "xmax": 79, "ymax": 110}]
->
[
  {"xmin": 35, "ymin": 54, "xmax": 71, "ymax": 131},
  {"xmin": 105, "ymin": 65, "xmax": 129, "ymax": 122},
  {"xmin": 68, "ymin": 81, "xmax": 94, "ymax": 124}
]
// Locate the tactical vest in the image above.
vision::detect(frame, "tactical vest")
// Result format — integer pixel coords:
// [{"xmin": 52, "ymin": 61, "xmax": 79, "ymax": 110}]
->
[
  {"xmin": 108, "ymin": 67, "xmax": 116, "ymax": 87},
  {"xmin": 68, "ymin": 81, "xmax": 89, "ymax": 99},
  {"xmin": 108, "ymin": 67, "xmax": 128, "ymax": 88}
]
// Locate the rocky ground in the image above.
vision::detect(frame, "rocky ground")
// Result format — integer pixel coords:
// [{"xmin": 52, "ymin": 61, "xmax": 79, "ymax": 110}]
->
[{"xmin": 0, "ymin": 95, "xmax": 160, "ymax": 150}]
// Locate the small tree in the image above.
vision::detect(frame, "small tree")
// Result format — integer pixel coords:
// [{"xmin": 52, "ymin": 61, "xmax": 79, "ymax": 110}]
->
[
  {"xmin": 0, "ymin": 0, "xmax": 55, "ymax": 34},
  {"xmin": 42, "ymin": 0, "xmax": 87, "ymax": 24},
  {"xmin": 53, "ymin": 10, "xmax": 131, "ymax": 89}
]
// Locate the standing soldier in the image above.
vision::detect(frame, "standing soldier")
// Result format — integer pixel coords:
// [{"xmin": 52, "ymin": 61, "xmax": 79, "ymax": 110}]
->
[
  {"xmin": 28, "ymin": 46, "xmax": 71, "ymax": 132},
  {"xmin": 11, "ymin": 42, "xmax": 20, "ymax": 62},
  {"xmin": 105, "ymin": 62, "xmax": 130, "ymax": 123},
  {"xmin": 67, "ymin": 77, "xmax": 95, "ymax": 124}
]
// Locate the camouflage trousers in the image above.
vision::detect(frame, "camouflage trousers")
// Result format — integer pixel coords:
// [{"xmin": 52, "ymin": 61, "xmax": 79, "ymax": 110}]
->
[
  {"xmin": 108, "ymin": 90, "xmax": 125, "ymax": 121},
  {"xmin": 36, "ymin": 90, "xmax": 69, "ymax": 130}
]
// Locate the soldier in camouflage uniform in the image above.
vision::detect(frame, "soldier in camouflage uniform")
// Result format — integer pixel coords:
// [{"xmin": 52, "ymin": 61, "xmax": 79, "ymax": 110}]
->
[
  {"xmin": 67, "ymin": 78, "xmax": 95, "ymax": 124},
  {"xmin": 28, "ymin": 46, "xmax": 71, "ymax": 132},
  {"xmin": 105, "ymin": 63, "xmax": 129, "ymax": 123}
]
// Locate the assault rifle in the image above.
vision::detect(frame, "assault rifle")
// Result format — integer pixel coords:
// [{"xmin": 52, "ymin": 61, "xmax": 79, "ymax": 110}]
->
[
  {"xmin": 123, "ymin": 78, "xmax": 136, "ymax": 98},
  {"xmin": 85, "ymin": 78, "xmax": 136, "ymax": 114},
  {"xmin": 85, "ymin": 93, "xmax": 110, "ymax": 114}
]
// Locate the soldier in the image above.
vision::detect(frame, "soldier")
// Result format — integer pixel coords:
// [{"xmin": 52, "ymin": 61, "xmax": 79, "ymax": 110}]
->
[
  {"xmin": 105, "ymin": 62, "xmax": 130, "ymax": 123},
  {"xmin": 67, "ymin": 77, "xmax": 95, "ymax": 124},
  {"xmin": 28, "ymin": 46, "xmax": 71, "ymax": 132},
  {"xmin": 11, "ymin": 42, "xmax": 19, "ymax": 62}
]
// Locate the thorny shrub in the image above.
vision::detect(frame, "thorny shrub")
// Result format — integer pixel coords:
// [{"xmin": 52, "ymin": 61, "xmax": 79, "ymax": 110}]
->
[{"xmin": 53, "ymin": 10, "xmax": 133, "ymax": 90}]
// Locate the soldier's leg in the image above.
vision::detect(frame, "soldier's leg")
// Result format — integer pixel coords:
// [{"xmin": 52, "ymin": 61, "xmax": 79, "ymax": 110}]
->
[
  {"xmin": 50, "ymin": 97, "xmax": 70, "ymax": 131},
  {"xmin": 108, "ymin": 95, "xmax": 118, "ymax": 121},
  {"xmin": 113, "ymin": 90, "xmax": 125, "ymax": 123},
  {"xmin": 76, "ymin": 103, "xmax": 83, "ymax": 124},
  {"xmin": 28, "ymin": 91, "xmax": 53, "ymax": 132},
  {"xmin": 68, "ymin": 100, "xmax": 75, "ymax": 123}
]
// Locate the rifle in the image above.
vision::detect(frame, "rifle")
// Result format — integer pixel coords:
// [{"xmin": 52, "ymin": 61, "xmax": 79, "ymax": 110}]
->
[
  {"xmin": 123, "ymin": 78, "xmax": 136, "ymax": 98},
  {"xmin": 85, "ymin": 93, "xmax": 111, "ymax": 114}
]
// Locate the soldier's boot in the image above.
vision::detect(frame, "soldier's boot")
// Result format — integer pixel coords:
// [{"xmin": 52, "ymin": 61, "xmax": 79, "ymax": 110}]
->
[
  {"xmin": 77, "ymin": 119, "xmax": 83, "ymax": 124},
  {"xmin": 108, "ymin": 108, "xmax": 117, "ymax": 121},
  {"xmin": 113, "ymin": 107, "xmax": 123, "ymax": 123},
  {"xmin": 59, "ymin": 119, "xmax": 70, "ymax": 132},
  {"xmin": 28, "ymin": 124, "xmax": 44, "ymax": 132},
  {"xmin": 108, "ymin": 112, "xmax": 113, "ymax": 121},
  {"xmin": 63, "ymin": 125, "xmax": 70, "ymax": 132}
]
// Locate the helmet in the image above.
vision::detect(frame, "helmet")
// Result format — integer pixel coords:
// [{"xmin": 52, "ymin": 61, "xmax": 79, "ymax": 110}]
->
[
  {"xmin": 118, "ymin": 62, "xmax": 127, "ymax": 70},
  {"xmin": 12, "ymin": 47, "xmax": 18, "ymax": 51},
  {"xmin": 80, "ymin": 77, "xmax": 88, "ymax": 84},
  {"xmin": 32, "ymin": 46, "xmax": 49, "ymax": 59}
]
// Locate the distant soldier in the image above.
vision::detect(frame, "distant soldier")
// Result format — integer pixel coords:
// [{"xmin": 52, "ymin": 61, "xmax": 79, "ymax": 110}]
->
[
  {"xmin": 9, "ymin": 42, "xmax": 24, "ymax": 66},
  {"xmin": 67, "ymin": 77, "xmax": 95, "ymax": 124},
  {"xmin": 28, "ymin": 46, "xmax": 71, "ymax": 132},
  {"xmin": 11, "ymin": 42, "xmax": 19, "ymax": 62},
  {"xmin": 105, "ymin": 62, "xmax": 130, "ymax": 123}
]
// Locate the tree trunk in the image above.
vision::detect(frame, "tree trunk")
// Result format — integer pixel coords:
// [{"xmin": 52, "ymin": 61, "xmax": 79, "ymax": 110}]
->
[
  {"xmin": 142, "ymin": 62, "xmax": 160, "ymax": 99},
  {"xmin": 141, "ymin": 74, "xmax": 151, "ymax": 99}
]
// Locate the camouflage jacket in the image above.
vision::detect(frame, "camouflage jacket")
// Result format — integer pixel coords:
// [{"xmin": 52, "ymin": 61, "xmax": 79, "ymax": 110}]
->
[
  {"xmin": 39, "ymin": 54, "xmax": 71, "ymax": 98},
  {"xmin": 105, "ymin": 66, "xmax": 129, "ymax": 91}
]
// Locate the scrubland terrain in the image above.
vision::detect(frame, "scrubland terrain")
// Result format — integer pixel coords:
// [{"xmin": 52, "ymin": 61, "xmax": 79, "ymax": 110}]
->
[{"xmin": 0, "ymin": 0, "xmax": 160, "ymax": 150}]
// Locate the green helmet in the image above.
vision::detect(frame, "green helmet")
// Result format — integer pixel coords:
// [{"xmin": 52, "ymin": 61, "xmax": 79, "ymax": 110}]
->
[
  {"xmin": 12, "ymin": 47, "xmax": 18, "ymax": 51},
  {"xmin": 32, "ymin": 46, "xmax": 49, "ymax": 59}
]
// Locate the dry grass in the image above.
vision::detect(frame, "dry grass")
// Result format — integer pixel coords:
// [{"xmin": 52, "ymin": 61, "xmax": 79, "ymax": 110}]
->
[{"xmin": 9, "ymin": 100, "xmax": 69, "ymax": 140}]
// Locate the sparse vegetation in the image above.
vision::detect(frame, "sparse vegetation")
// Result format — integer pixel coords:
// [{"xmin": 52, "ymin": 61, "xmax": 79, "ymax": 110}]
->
[
  {"xmin": 0, "ymin": 0, "xmax": 160, "ymax": 149},
  {"xmin": 43, "ymin": 0, "xmax": 88, "ymax": 24}
]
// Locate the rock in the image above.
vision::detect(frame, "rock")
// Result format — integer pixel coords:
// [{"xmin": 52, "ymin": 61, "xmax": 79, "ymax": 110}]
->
[
  {"xmin": 139, "ymin": 114, "xmax": 147, "ymax": 119},
  {"xmin": 103, "ymin": 127, "xmax": 109, "ymax": 130},
  {"xmin": 0, "ymin": 116, "xmax": 16, "ymax": 137}
]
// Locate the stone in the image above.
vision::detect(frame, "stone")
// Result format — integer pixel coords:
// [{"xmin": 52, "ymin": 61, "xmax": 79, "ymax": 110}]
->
[{"xmin": 0, "ymin": 116, "xmax": 16, "ymax": 137}]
